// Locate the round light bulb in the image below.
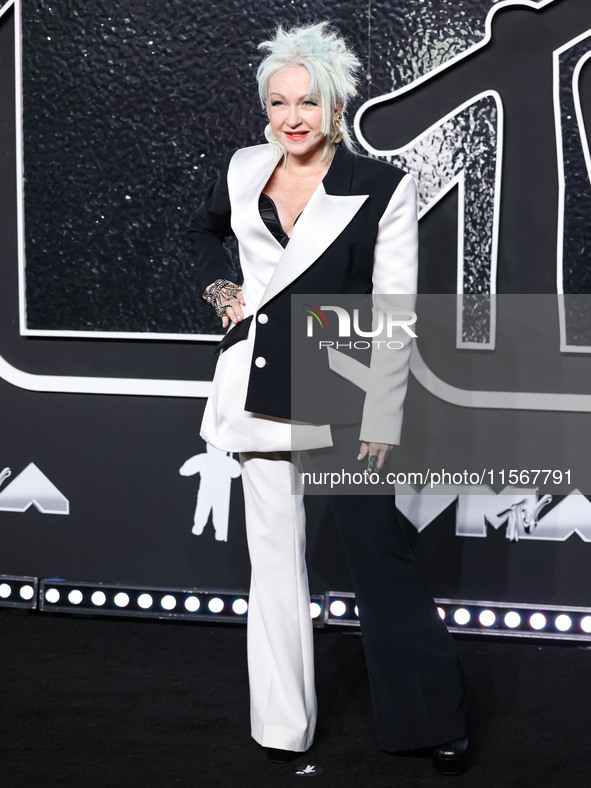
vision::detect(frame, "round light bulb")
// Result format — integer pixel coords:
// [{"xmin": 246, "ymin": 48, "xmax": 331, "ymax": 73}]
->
[
  {"xmin": 330, "ymin": 600, "xmax": 347, "ymax": 617},
  {"xmin": 68, "ymin": 590, "xmax": 83, "ymax": 605},
  {"xmin": 504, "ymin": 611, "xmax": 521, "ymax": 629},
  {"xmin": 479, "ymin": 610, "xmax": 496, "ymax": 627}
]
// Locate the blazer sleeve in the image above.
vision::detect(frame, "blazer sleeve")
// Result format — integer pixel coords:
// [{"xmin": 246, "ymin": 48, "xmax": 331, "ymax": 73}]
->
[
  {"xmin": 188, "ymin": 152, "xmax": 237, "ymax": 297},
  {"xmin": 358, "ymin": 173, "xmax": 419, "ymax": 445}
]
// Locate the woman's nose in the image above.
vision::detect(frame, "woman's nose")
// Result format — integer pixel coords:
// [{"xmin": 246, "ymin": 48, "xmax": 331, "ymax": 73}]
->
[{"xmin": 286, "ymin": 105, "xmax": 302, "ymax": 127}]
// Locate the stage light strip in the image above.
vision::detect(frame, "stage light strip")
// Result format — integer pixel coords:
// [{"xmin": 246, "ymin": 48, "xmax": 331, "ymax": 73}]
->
[
  {"xmin": 436, "ymin": 598, "xmax": 591, "ymax": 641},
  {"xmin": 38, "ymin": 579, "xmax": 326, "ymax": 626},
  {"xmin": 324, "ymin": 593, "xmax": 591, "ymax": 642},
  {"xmin": 0, "ymin": 573, "xmax": 37, "ymax": 609},
  {"xmin": 21, "ymin": 581, "xmax": 591, "ymax": 642},
  {"xmin": 39, "ymin": 580, "xmax": 250, "ymax": 623}
]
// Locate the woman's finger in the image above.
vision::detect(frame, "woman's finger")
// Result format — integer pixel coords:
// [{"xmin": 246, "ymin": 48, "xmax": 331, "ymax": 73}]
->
[
  {"xmin": 225, "ymin": 306, "xmax": 238, "ymax": 324},
  {"xmin": 367, "ymin": 443, "xmax": 393, "ymax": 471},
  {"xmin": 221, "ymin": 290, "xmax": 247, "ymax": 328},
  {"xmin": 224, "ymin": 301, "xmax": 243, "ymax": 324}
]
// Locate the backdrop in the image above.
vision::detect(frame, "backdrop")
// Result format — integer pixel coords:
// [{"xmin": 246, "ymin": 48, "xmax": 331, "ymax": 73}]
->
[{"xmin": 1, "ymin": 0, "xmax": 590, "ymax": 606}]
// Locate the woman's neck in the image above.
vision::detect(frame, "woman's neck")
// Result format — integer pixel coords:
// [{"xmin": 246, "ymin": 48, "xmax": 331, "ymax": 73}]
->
[{"xmin": 284, "ymin": 148, "xmax": 334, "ymax": 177}]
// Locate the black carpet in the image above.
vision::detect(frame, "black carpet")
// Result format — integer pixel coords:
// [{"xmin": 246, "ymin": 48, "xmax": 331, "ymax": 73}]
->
[{"xmin": 1, "ymin": 609, "xmax": 590, "ymax": 787}]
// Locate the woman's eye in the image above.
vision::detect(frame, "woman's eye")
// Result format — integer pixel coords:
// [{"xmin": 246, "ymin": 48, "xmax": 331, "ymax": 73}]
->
[
  {"xmin": 270, "ymin": 100, "xmax": 283, "ymax": 107},
  {"xmin": 303, "ymin": 100, "xmax": 318, "ymax": 106}
]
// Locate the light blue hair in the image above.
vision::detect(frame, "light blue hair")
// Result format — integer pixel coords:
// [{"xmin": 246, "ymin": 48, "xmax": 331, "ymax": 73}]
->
[{"xmin": 257, "ymin": 22, "xmax": 361, "ymax": 161}]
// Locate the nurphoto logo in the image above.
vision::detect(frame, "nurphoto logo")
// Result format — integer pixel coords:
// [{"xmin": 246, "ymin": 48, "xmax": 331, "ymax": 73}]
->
[{"xmin": 303, "ymin": 304, "xmax": 417, "ymax": 351}]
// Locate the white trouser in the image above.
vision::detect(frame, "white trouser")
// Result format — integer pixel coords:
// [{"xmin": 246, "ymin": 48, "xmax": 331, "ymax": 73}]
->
[{"xmin": 239, "ymin": 452, "xmax": 316, "ymax": 752}]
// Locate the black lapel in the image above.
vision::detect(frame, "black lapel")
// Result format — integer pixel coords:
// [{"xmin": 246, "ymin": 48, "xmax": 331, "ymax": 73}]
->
[{"xmin": 322, "ymin": 145, "xmax": 356, "ymax": 196}]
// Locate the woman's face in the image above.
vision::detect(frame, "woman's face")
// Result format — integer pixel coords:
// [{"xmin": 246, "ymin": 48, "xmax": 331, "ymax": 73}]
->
[{"xmin": 267, "ymin": 65, "xmax": 327, "ymax": 162}]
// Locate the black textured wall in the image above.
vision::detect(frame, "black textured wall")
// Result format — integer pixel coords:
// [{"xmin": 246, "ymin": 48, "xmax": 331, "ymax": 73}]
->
[
  {"xmin": 3, "ymin": 0, "xmax": 591, "ymax": 603},
  {"xmin": 22, "ymin": 1, "xmax": 367, "ymax": 334},
  {"xmin": 21, "ymin": 0, "xmax": 505, "ymax": 335}
]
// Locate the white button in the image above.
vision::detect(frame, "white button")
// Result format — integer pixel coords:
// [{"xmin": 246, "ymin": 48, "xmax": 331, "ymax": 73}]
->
[
  {"xmin": 254, "ymin": 356, "xmax": 267, "ymax": 368},
  {"xmin": 257, "ymin": 313, "xmax": 269, "ymax": 324}
]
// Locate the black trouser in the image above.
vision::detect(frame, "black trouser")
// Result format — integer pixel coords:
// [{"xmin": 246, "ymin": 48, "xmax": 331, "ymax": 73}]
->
[{"xmin": 327, "ymin": 492, "xmax": 467, "ymax": 751}]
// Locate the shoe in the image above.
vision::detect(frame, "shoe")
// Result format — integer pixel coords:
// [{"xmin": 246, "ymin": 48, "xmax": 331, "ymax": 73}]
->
[
  {"xmin": 264, "ymin": 747, "xmax": 323, "ymax": 776},
  {"xmin": 264, "ymin": 747, "xmax": 303, "ymax": 763},
  {"xmin": 432, "ymin": 737, "xmax": 469, "ymax": 775}
]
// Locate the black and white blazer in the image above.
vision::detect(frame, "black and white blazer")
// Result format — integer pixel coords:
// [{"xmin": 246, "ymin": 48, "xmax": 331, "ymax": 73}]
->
[{"xmin": 190, "ymin": 143, "xmax": 418, "ymax": 444}]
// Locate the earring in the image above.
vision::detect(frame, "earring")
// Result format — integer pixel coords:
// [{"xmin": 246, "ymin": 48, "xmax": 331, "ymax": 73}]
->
[
  {"xmin": 330, "ymin": 115, "xmax": 343, "ymax": 145},
  {"xmin": 264, "ymin": 123, "xmax": 278, "ymax": 143}
]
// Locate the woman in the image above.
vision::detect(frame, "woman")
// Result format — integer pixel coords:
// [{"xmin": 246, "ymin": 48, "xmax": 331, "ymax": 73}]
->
[{"xmin": 190, "ymin": 22, "xmax": 468, "ymax": 775}]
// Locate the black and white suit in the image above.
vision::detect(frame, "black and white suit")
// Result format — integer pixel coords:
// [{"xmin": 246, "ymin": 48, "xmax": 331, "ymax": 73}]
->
[
  {"xmin": 191, "ymin": 143, "xmax": 417, "ymax": 446},
  {"xmin": 190, "ymin": 143, "xmax": 467, "ymax": 753}
]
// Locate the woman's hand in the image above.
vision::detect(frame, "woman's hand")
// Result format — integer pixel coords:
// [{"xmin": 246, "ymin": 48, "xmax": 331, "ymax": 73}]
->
[
  {"xmin": 203, "ymin": 279, "xmax": 246, "ymax": 329},
  {"xmin": 358, "ymin": 441, "xmax": 393, "ymax": 471},
  {"xmin": 219, "ymin": 286, "xmax": 245, "ymax": 330}
]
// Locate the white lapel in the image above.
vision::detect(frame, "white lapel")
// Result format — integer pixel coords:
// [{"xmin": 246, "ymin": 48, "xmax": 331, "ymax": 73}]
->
[
  {"xmin": 259, "ymin": 185, "xmax": 368, "ymax": 308},
  {"xmin": 228, "ymin": 145, "xmax": 283, "ymax": 258},
  {"xmin": 227, "ymin": 146, "xmax": 284, "ymax": 307},
  {"xmin": 228, "ymin": 145, "xmax": 368, "ymax": 309}
]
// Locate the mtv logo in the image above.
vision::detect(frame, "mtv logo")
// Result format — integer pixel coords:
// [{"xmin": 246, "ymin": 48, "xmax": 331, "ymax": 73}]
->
[
  {"xmin": 0, "ymin": 463, "xmax": 69, "ymax": 515},
  {"xmin": 397, "ymin": 485, "xmax": 591, "ymax": 543},
  {"xmin": 356, "ymin": 0, "xmax": 591, "ymax": 413}
]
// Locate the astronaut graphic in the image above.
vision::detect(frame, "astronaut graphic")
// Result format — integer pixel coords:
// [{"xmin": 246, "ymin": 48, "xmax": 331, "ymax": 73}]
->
[{"xmin": 179, "ymin": 444, "xmax": 241, "ymax": 542}]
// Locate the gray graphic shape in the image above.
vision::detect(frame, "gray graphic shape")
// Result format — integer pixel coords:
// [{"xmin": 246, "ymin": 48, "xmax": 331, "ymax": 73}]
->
[
  {"xmin": 359, "ymin": 91, "xmax": 501, "ymax": 347},
  {"xmin": 388, "ymin": 94, "xmax": 500, "ymax": 348},
  {"xmin": 555, "ymin": 30, "xmax": 591, "ymax": 350},
  {"xmin": 179, "ymin": 444, "xmax": 241, "ymax": 543},
  {"xmin": 0, "ymin": 462, "xmax": 69, "ymax": 514}
]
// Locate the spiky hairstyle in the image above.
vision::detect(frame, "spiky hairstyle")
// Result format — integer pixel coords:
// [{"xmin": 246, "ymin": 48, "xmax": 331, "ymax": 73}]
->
[{"xmin": 256, "ymin": 22, "xmax": 361, "ymax": 160}]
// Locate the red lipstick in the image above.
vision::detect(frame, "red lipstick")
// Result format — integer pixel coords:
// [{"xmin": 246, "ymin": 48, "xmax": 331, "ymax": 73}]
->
[{"xmin": 284, "ymin": 131, "xmax": 310, "ymax": 140}]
